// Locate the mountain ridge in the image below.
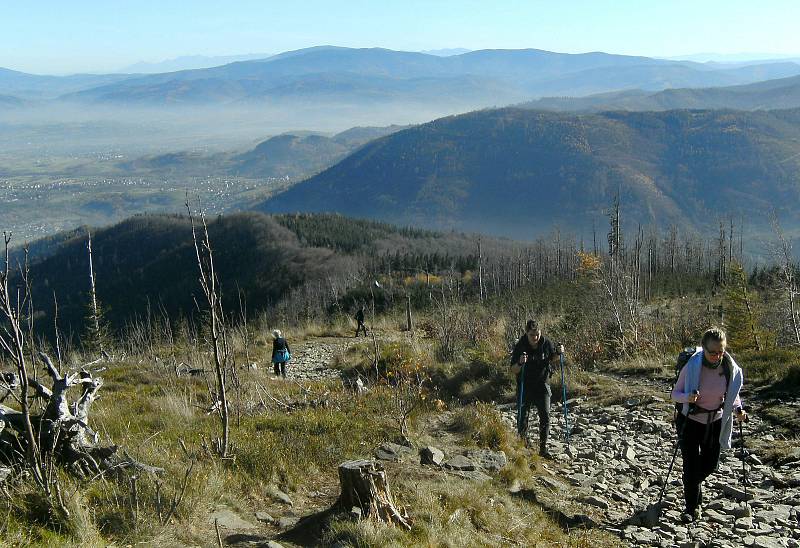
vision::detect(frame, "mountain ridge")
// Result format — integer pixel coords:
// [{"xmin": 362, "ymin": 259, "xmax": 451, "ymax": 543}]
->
[{"xmin": 256, "ymin": 107, "xmax": 800, "ymax": 237}]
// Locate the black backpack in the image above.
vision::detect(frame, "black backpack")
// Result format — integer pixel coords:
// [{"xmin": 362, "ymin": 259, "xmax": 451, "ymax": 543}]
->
[{"xmin": 672, "ymin": 347, "xmax": 732, "ymax": 434}]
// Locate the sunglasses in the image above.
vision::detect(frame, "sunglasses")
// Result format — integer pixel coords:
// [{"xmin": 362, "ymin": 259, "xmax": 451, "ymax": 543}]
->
[{"xmin": 703, "ymin": 347, "xmax": 725, "ymax": 357}]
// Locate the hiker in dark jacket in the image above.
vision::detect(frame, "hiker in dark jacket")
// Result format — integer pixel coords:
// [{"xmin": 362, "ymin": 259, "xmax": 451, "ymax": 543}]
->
[
  {"xmin": 510, "ymin": 319, "xmax": 564, "ymax": 457},
  {"xmin": 271, "ymin": 329, "xmax": 291, "ymax": 378},
  {"xmin": 355, "ymin": 306, "xmax": 367, "ymax": 337},
  {"xmin": 671, "ymin": 327, "xmax": 746, "ymax": 523}
]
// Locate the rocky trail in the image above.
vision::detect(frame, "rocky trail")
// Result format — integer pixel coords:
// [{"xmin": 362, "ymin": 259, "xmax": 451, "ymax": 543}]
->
[
  {"xmin": 498, "ymin": 372, "xmax": 800, "ymax": 548},
  {"xmin": 206, "ymin": 337, "xmax": 799, "ymax": 547}
]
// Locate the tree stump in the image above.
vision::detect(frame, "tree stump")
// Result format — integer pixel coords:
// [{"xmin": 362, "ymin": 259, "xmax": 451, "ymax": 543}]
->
[{"xmin": 337, "ymin": 459, "xmax": 411, "ymax": 530}]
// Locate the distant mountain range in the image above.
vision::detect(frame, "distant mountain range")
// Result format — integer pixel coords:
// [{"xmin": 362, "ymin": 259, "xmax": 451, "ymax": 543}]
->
[
  {"xmin": 117, "ymin": 53, "xmax": 274, "ymax": 74},
  {"xmin": 4, "ymin": 46, "xmax": 800, "ymax": 109},
  {"xmin": 522, "ymin": 73, "xmax": 800, "ymax": 112},
  {"xmin": 257, "ymin": 107, "xmax": 800, "ymax": 237},
  {"xmin": 60, "ymin": 47, "xmax": 800, "ymax": 107},
  {"xmin": 0, "ymin": 67, "xmax": 134, "ymax": 99}
]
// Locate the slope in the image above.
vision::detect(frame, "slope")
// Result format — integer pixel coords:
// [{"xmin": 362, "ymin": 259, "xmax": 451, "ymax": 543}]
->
[{"xmin": 257, "ymin": 107, "xmax": 800, "ymax": 236}]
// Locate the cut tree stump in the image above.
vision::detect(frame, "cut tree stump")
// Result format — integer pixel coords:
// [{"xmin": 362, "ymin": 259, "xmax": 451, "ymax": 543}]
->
[{"xmin": 337, "ymin": 459, "xmax": 411, "ymax": 530}]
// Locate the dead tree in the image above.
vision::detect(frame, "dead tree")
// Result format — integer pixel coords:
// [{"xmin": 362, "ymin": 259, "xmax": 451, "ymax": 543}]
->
[
  {"xmin": 187, "ymin": 201, "xmax": 231, "ymax": 458},
  {"xmin": 337, "ymin": 460, "xmax": 411, "ymax": 530},
  {"xmin": 770, "ymin": 214, "xmax": 800, "ymax": 345},
  {"xmin": 86, "ymin": 230, "xmax": 106, "ymax": 355},
  {"xmin": 0, "ymin": 233, "xmax": 46, "ymax": 490},
  {"xmin": 0, "ymin": 352, "xmax": 163, "ymax": 480}
]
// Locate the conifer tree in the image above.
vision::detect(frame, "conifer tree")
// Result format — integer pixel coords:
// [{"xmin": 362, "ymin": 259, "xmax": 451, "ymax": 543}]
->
[{"xmin": 724, "ymin": 262, "xmax": 764, "ymax": 352}]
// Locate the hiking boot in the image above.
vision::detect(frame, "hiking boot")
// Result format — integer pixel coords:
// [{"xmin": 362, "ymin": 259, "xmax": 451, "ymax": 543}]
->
[
  {"xmin": 680, "ymin": 508, "xmax": 701, "ymax": 523},
  {"xmin": 539, "ymin": 447, "xmax": 554, "ymax": 460}
]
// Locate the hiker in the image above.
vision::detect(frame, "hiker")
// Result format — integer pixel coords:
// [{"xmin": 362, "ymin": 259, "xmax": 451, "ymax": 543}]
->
[
  {"xmin": 271, "ymin": 329, "xmax": 292, "ymax": 378},
  {"xmin": 355, "ymin": 306, "xmax": 367, "ymax": 337},
  {"xmin": 510, "ymin": 319, "xmax": 565, "ymax": 458},
  {"xmin": 671, "ymin": 327, "xmax": 747, "ymax": 523}
]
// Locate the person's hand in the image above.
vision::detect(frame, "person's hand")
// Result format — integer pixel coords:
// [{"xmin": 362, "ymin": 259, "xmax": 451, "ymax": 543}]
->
[
  {"xmin": 557, "ymin": 344, "xmax": 565, "ymax": 355},
  {"xmin": 519, "ymin": 352, "xmax": 527, "ymax": 365},
  {"xmin": 688, "ymin": 391, "xmax": 700, "ymax": 404},
  {"xmin": 735, "ymin": 408, "xmax": 748, "ymax": 422}
]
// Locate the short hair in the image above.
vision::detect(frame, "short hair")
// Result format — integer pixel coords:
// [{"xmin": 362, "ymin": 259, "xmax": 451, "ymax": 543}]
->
[
  {"xmin": 525, "ymin": 319, "xmax": 540, "ymax": 333},
  {"xmin": 701, "ymin": 327, "xmax": 727, "ymax": 348},
  {"xmin": 272, "ymin": 329, "xmax": 282, "ymax": 339}
]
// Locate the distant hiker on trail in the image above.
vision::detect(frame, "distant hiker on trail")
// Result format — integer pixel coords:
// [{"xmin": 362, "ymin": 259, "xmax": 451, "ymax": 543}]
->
[
  {"xmin": 671, "ymin": 327, "xmax": 747, "ymax": 523},
  {"xmin": 510, "ymin": 319, "xmax": 565, "ymax": 458},
  {"xmin": 271, "ymin": 329, "xmax": 292, "ymax": 378},
  {"xmin": 355, "ymin": 306, "xmax": 367, "ymax": 337}
]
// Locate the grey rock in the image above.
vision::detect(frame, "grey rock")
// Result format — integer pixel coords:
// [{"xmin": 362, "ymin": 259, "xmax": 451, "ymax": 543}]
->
[
  {"xmin": 581, "ymin": 495, "xmax": 610, "ymax": 510},
  {"xmin": 721, "ymin": 484, "xmax": 755, "ymax": 502},
  {"xmin": 631, "ymin": 529, "xmax": 659, "ymax": 544},
  {"xmin": 420, "ymin": 445, "xmax": 445, "ymax": 466},
  {"xmin": 467, "ymin": 449, "xmax": 508, "ymax": 471},
  {"xmin": 752, "ymin": 537, "xmax": 785, "ymax": 548},
  {"xmin": 451, "ymin": 469, "xmax": 492, "ymax": 482},
  {"xmin": 350, "ymin": 506, "xmax": 362, "ymax": 520},
  {"xmin": 705, "ymin": 509, "xmax": 729, "ymax": 524},
  {"xmin": 255, "ymin": 511, "xmax": 275, "ymax": 523},
  {"xmin": 267, "ymin": 542, "xmax": 285, "ymax": 548},
  {"xmin": 208, "ymin": 506, "xmax": 257, "ymax": 530},
  {"xmin": 278, "ymin": 516, "xmax": 299, "ymax": 528},
  {"xmin": 375, "ymin": 442, "xmax": 413, "ymax": 462},
  {"xmin": 443, "ymin": 455, "xmax": 476, "ymax": 471},
  {"xmin": 271, "ymin": 489, "xmax": 294, "ymax": 506}
]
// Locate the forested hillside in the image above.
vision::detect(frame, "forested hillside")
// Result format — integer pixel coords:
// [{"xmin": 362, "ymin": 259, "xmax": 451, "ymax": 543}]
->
[
  {"xmin": 23, "ymin": 213, "xmax": 510, "ymax": 338},
  {"xmin": 258, "ymin": 107, "xmax": 800, "ymax": 238}
]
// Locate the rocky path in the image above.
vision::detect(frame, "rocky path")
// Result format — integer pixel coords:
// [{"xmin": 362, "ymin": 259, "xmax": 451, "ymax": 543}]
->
[
  {"xmin": 222, "ymin": 338, "xmax": 800, "ymax": 547},
  {"xmin": 499, "ymin": 374, "xmax": 800, "ymax": 547}
]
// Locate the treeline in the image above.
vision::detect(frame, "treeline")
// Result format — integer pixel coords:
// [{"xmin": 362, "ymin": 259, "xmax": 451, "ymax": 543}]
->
[{"xmin": 8, "ymin": 208, "xmax": 797, "ymax": 360}]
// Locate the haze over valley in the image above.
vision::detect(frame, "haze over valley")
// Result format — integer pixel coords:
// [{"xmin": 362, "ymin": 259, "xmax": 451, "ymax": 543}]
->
[{"xmin": 4, "ymin": 45, "xmax": 800, "ymax": 245}]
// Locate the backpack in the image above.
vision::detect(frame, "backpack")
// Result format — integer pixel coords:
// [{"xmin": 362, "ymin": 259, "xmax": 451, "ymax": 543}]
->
[
  {"xmin": 273, "ymin": 339, "xmax": 291, "ymax": 363},
  {"xmin": 672, "ymin": 346, "xmax": 731, "ymax": 435}
]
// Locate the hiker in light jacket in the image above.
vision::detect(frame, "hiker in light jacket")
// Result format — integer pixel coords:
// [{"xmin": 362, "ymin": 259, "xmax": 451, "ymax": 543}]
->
[
  {"xmin": 671, "ymin": 327, "xmax": 747, "ymax": 523},
  {"xmin": 510, "ymin": 319, "xmax": 565, "ymax": 458},
  {"xmin": 271, "ymin": 329, "xmax": 291, "ymax": 378}
]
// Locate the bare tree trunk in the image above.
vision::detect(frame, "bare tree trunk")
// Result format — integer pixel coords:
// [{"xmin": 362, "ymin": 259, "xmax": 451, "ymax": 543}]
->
[
  {"xmin": 770, "ymin": 214, "xmax": 800, "ymax": 345},
  {"xmin": 187, "ymin": 201, "xmax": 230, "ymax": 458},
  {"xmin": 87, "ymin": 231, "xmax": 104, "ymax": 355},
  {"xmin": 405, "ymin": 293, "xmax": 413, "ymax": 332},
  {"xmin": 0, "ymin": 235, "xmax": 47, "ymax": 490}
]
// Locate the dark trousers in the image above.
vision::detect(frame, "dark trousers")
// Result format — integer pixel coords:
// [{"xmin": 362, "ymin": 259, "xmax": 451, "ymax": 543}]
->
[
  {"xmin": 273, "ymin": 361, "xmax": 287, "ymax": 377},
  {"xmin": 355, "ymin": 321, "xmax": 367, "ymax": 337},
  {"xmin": 517, "ymin": 381, "xmax": 550, "ymax": 449},
  {"xmin": 681, "ymin": 417, "xmax": 722, "ymax": 512}
]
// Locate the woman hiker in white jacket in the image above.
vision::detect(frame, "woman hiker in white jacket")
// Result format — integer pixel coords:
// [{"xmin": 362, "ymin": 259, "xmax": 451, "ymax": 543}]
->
[{"xmin": 671, "ymin": 327, "xmax": 748, "ymax": 523}]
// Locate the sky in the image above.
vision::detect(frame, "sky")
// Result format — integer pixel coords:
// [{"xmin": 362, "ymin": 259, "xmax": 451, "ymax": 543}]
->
[{"xmin": 2, "ymin": 0, "xmax": 800, "ymax": 74}]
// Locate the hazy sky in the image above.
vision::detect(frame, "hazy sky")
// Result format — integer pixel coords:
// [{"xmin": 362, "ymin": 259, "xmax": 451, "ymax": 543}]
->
[{"xmin": 3, "ymin": 0, "xmax": 800, "ymax": 74}]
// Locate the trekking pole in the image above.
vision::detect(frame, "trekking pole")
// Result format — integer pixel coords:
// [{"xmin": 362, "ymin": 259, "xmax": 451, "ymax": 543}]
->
[
  {"xmin": 737, "ymin": 408, "xmax": 748, "ymax": 499},
  {"xmin": 517, "ymin": 357, "xmax": 526, "ymax": 436},
  {"xmin": 559, "ymin": 351, "xmax": 570, "ymax": 448}
]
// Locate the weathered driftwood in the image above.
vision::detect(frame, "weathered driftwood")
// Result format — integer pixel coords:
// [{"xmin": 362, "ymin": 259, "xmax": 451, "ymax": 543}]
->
[
  {"xmin": 337, "ymin": 459, "xmax": 411, "ymax": 530},
  {"xmin": 0, "ymin": 352, "xmax": 163, "ymax": 478}
]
